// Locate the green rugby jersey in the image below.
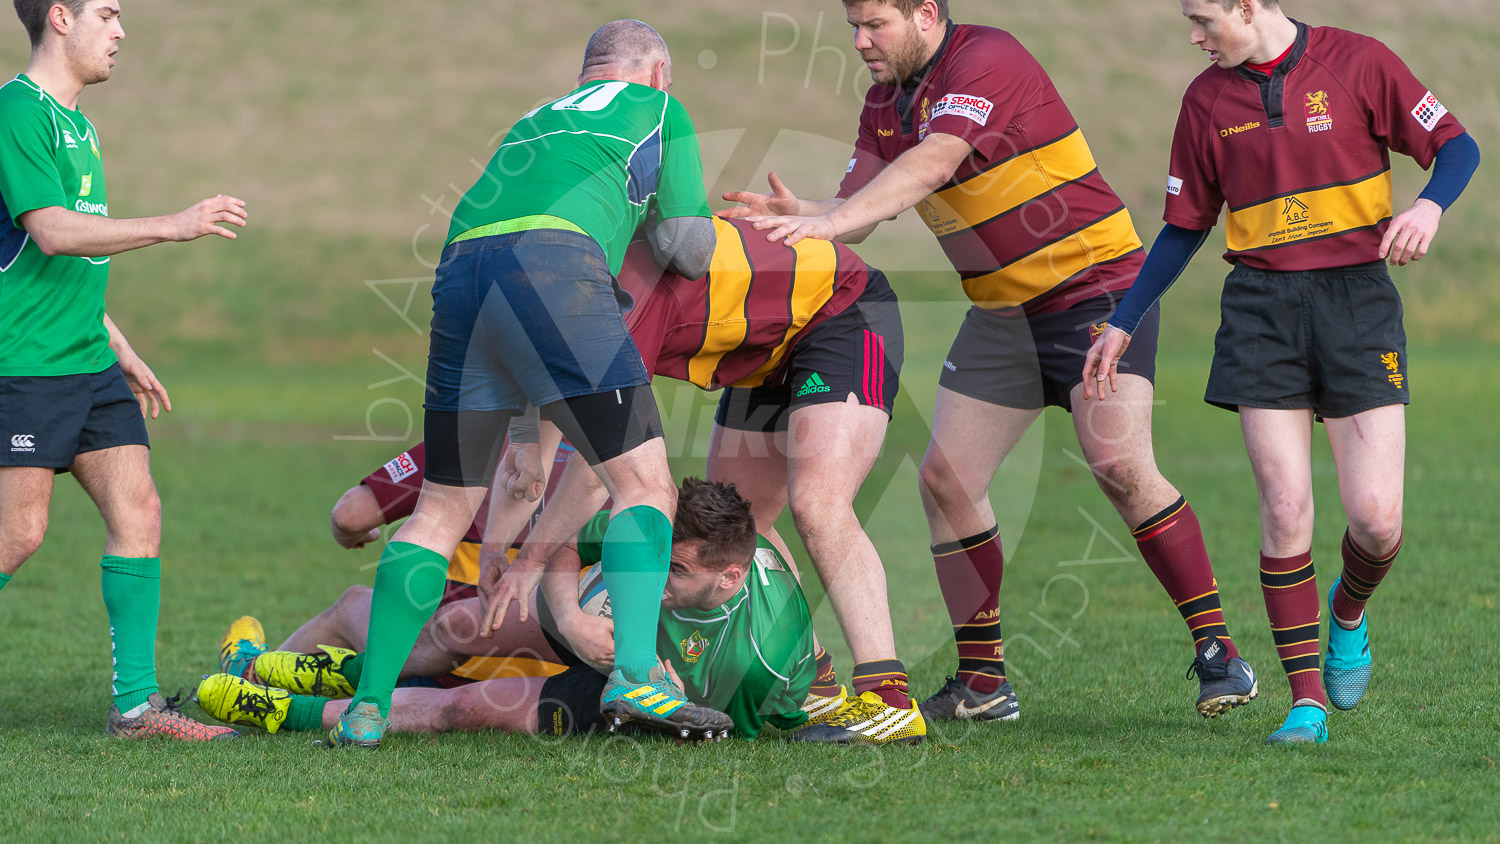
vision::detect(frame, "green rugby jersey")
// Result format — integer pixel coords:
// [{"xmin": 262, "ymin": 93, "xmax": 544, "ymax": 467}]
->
[
  {"xmin": 576, "ymin": 514, "xmax": 815, "ymax": 739},
  {"xmin": 447, "ymin": 80, "xmax": 710, "ymax": 274},
  {"xmin": 0, "ymin": 74, "xmax": 115, "ymax": 376}
]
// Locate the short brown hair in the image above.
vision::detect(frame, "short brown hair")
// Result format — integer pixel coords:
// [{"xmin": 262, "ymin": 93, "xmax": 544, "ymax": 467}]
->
[
  {"xmin": 1213, "ymin": 0, "xmax": 1278, "ymax": 10},
  {"xmin": 843, "ymin": 0, "xmax": 949, "ymax": 23},
  {"xmin": 13, "ymin": 0, "xmax": 88, "ymax": 48},
  {"xmin": 673, "ymin": 478, "xmax": 757, "ymax": 571}
]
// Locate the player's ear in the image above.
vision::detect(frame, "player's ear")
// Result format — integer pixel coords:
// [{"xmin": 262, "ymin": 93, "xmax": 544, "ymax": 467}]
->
[{"xmin": 49, "ymin": 3, "xmax": 71, "ymax": 36}]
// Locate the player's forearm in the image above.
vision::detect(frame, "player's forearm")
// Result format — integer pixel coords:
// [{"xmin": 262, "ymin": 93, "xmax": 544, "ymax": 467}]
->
[
  {"xmin": 102, "ymin": 313, "xmax": 130, "ymax": 356},
  {"xmin": 20, "ymin": 206, "xmax": 177, "ymax": 257},
  {"xmin": 827, "ymin": 135, "xmax": 969, "ymax": 237},
  {"xmin": 539, "ymin": 545, "xmax": 586, "ymax": 626},
  {"xmin": 1107, "ymin": 224, "xmax": 1211, "ymax": 335},
  {"xmin": 511, "ymin": 452, "xmax": 609, "ymax": 567}
]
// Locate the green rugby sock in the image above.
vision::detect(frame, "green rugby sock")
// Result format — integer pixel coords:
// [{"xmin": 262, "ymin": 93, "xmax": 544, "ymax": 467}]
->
[
  {"xmin": 0, "ymin": 571, "xmax": 11, "ymax": 592},
  {"xmin": 600, "ymin": 505, "xmax": 673, "ymax": 684},
  {"xmin": 284, "ymin": 693, "xmax": 327, "ymax": 732},
  {"xmin": 339, "ymin": 652, "xmax": 365, "ymax": 687},
  {"xmin": 100, "ymin": 556, "xmax": 161, "ymax": 713},
  {"xmin": 349, "ymin": 542, "xmax": 447, "ymax": 717}
]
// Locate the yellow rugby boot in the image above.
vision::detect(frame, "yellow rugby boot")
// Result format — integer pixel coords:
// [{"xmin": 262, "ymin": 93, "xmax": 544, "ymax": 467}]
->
[
  {"xmin": 254, "ymin": 645, "xmax": 358, "ymax": 698},
  {"xmin": 218, "ymin": 616, "xmax": 267, "ymax": 678},
  {"xmin": 789, "ymin": 691, "xmax": 926, "ymax": 745},
  {"xmin": 800, "ymin": 684, "xmax": 850, "ymax": 726},
  {"xmin": 195, "ymin": 673, "xmax": 292, "ymax": 733}
]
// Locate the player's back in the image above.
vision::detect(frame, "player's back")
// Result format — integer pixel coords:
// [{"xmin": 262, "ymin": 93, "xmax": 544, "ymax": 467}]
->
[
  {"xmin": 617, "ymin": 217, "xmax": 875, "ymax": 389},
  {"xmin": 447, "ymin": 80, "xmax": 704, "ymax": 273}
]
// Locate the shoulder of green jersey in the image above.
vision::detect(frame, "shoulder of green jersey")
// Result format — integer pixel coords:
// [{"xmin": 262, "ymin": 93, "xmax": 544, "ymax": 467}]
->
[
  {"xmin": 668, "ymin": 587, "xmax": 748, "ymax": 624},
  {"xmin": 497, "ymin": 128, "xmax": 639, "ymax": 150}
]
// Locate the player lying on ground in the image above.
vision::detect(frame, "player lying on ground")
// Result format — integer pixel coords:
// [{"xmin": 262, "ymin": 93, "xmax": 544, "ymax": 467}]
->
[
  {"xmin": 201, "ymin": 479, "xmax": 822, "ymax": 741},
  {"xmin": 217, "ymin": 437, "xmax": 577, "ymax": 689},
  {"xmin": 490, "ymin": 215, "xmax": 924, "ymax": 744}
]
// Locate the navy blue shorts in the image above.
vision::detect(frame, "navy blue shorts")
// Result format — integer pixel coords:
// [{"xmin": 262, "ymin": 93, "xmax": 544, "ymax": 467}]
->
[
  {"xmin": 0, "ymin": 363, "xmax": 149, "ymax": 468},
  {"xmin": 938, "ymin": 296, "xmax": 1160, "ymax": 413},
  {"xmin": 1206, "ymin": 261, "xmax": 1408, "ymax": 419},
  {"xmin": 425, "ymin": 229, "xmax": 650, "ymax": 413}
]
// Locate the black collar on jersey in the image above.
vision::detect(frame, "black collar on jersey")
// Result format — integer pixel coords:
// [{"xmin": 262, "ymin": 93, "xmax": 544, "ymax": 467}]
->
[
  {"xmin": 898, "ymin": 19, "xmax": 955, "ymax": 136},
  {"xmin": 1233, "ymin": 19, "xmax": 1310, "ymax": 129}
]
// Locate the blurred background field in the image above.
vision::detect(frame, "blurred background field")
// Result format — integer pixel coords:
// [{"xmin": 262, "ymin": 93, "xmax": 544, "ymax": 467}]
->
[{"xmin": 0, "ymin": 1, "xmax": 1497, "ymax": 840}]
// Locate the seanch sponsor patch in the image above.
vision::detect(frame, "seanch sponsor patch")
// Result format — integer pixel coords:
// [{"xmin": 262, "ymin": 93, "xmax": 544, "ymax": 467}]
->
[{"xmin": 932, "ymin": 93, "xmax": 995, "ymax": 127}]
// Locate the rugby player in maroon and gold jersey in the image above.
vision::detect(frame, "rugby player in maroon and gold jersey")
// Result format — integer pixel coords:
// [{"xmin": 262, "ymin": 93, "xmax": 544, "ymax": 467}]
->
[
  {"xmin": 485, "ymin": 215, "xmax": 927, "ymax": 743},
  {"xmin": 1084, "ymin": 0, "xmax": 1478, "ymax": 744},
  {"xmin": 728, "ymin": 0, "xmax": 1256, "ymax": 725}
]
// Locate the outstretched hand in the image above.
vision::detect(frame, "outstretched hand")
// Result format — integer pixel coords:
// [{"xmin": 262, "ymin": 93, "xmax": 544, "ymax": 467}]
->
[
  {"xmin": 719, "ymin": 171, "xmax": 802, "ymax": 219},
  {"xmin": 170, "ymin": 194, "xmax": 248, "ymax": 242}
]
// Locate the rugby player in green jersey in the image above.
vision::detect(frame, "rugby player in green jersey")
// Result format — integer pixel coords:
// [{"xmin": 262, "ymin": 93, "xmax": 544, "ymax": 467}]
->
[
  {"xmin": 332, "ymin": 19, "xmax": 728, "ymax": 747},
  {"xmin": 0, "ymin": 0, "xmax": 246, "ymax": 741},
  {"xmin": 198, "ymin": 479, "xmax": 816, "ymax": 742}
]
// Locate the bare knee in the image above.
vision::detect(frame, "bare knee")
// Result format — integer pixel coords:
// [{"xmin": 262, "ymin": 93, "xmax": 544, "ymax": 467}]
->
[
  {"xmin": 1261, "ymin": 491, "xmax": 1314, "ymax": 548},
  {"xmin": 1346, "ymin": 496, "xmax": 1402, "ymax": 550},
  {"xmin": 106, "ymin": 488, "xmax": 161, "ymax": 553},
  {"xmin": 788, "ymin": 488, "xmax": 854, "ymax": 542},
  {"xmin": 337, "ymin": 584, "xmax": 373, "ymax": 609},
  {"xmin": 918, "ymin": 454, "xmax": 976, "ymax": 513},
  {"xmin": 5, "ymin": 509, "xmax": 49, "ymax": 565}
]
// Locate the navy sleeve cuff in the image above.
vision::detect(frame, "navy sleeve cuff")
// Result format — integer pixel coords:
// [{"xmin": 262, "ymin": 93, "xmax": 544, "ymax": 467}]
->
[
  {"xmin": 1107, "ymin": 224, "xmax": 1211, "ymax": 335},
  {"xmin": 1417, "ymin": 132, "xmax": 1480, "ymax": 212}
]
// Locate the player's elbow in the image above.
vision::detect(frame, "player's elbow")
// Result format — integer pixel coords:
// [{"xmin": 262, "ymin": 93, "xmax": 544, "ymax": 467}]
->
[{"xmin": 29, "ymin": 229, "xmax": 61, "ymax": 256}]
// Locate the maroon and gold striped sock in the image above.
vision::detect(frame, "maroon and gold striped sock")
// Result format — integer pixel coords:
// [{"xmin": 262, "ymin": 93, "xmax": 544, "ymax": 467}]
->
[
  {"xmin": 809, "ymin": 647, "xmax": 840, "ymax": 698},
  {"xmin": 931, "ymin": 526, "xmax": 1005, "ymax": 694},
  {"xmin": 1331, "ymin": 529, "xmax": 1402, "ymax": 625},
  {"xmin": 1133, "ymin": 497, "xmax": 1239, "ymax": 658},
  {"xmin": 1260, "ymin": 551, "xmax": 1326, "ymax": 706},
  {"xmin": 852, "ymin": 659, "xmax": 910, "ymax": 709}
]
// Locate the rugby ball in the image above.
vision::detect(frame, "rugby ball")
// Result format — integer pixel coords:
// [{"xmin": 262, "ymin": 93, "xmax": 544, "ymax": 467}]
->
[{"xmin": 577, "ymin": 564, "xmax": 612, "ymax": 618}]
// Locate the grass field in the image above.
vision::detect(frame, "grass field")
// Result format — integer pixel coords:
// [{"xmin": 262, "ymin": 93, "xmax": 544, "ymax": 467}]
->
[{"xmin": 2, "ymin": 1, "xmax": 1499, "ymax": 841}]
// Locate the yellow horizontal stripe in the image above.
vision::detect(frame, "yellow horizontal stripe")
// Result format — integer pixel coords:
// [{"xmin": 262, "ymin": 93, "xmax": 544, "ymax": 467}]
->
[
  {"xmin": 638, "ymin": 693, "xmax": 670, "ymax": 708},
  {"xmin": 688, "ymin": 219, "xmax": 753, "ymax": 388},
  {"xmin": 961, "ymin": 208, "xmax": 1143, "ymax": 308},
  {"xmin": 1182, "ymin": 609, "xmax": 1220, "ymax": 623},
  {"xmin": 1227, "ymin": 170, "xmax": 1393, "ymax": 253},
  {"xmin": 451, "ymin": 656, "xmax": 566, "ymax": 681},
  {"xmin": 1189, "ymin": 621, "xmax": 1227, "ymax": 632},
  {"xmin": 1175, "ymin": 589, "xmax": 1220, "ymax": 607},
  {"xmin": 1285, "ymin": 668, "xmax": 1321, "ymax": 676},
  {"xmin": 624, "ymin": 686, "xmax": 655, "ymax": 700},
  {"xmin": 653, "ymin": 699, "xmax": 682, "ymax": 715},
  {"xmin": 924, "ymin": 129, "xmax": 1097, "ymax": 236},
  {"xmin": 744, "ymin": 234, "xmax": 839, "ymax": 386},
  {"xmin": 1275, "ymin": 638, "xmax": 1321, "ymax": 649},
  {"xmin": 1262, "ymin": 575, "xmax": 1317, "ymax": 590}
]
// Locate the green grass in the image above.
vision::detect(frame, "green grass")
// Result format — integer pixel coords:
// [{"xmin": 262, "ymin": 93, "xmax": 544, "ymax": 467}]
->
[
  {"xmin": 2, "ymin": 0, "xmax": 1499, "ymax": 840},
  {"xmin": 2, "ymin": 300, "xmax": 1498, "ymax": 841}
]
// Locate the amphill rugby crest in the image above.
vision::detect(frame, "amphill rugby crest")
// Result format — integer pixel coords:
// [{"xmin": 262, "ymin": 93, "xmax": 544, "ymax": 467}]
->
[
  {"xmin": 680, "ymin": 630, "xmax": 710, "ymax": 663},
  {"xmin": 1305, "ymin": 91, "xmax": 1332, "ymax": 133}
]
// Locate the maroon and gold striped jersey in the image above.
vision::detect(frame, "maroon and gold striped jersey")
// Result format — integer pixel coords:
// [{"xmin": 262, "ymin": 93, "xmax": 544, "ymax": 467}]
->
[
  {"xmin": 837, "ymin": 24, "xmax": 1144, "ymax": 315},
  {"xmin": 616, "ymin": 217, "xmax": 872, "ymax": 390},
  {"xmin": 1166, "ymin": 23, "xmax": 1465, "ymax": 270}
]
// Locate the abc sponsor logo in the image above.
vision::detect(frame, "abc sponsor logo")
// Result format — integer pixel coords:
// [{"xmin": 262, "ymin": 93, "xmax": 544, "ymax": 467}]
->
[{"xmin": 10, "ymin": 434, "xmax": 36, "ymax": 453}]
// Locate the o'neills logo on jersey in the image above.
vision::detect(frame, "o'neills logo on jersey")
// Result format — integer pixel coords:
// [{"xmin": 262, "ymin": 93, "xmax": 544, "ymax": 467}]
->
[
  {"xmin": 931, "ymin": 93, "xmax": 994, "ymax": 127},
  {"xmin": 1305, "ymin": 91, "xmax": 1333, "ymax": 133},
  {"xmin": 1219, "ymin": 121, "xmax": 1261, "ymax": 138},
  {"xmin": 74, "ymin": 200, "xmax": 108, "ymax": 215}
]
